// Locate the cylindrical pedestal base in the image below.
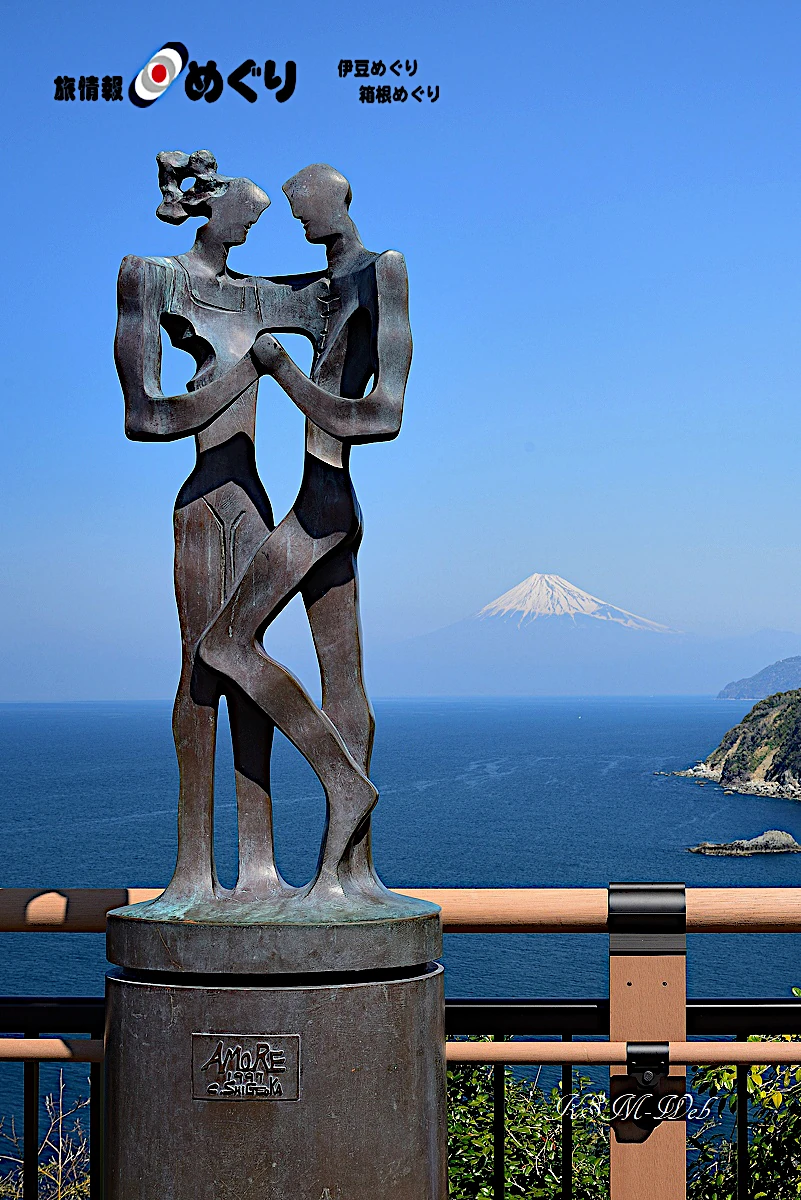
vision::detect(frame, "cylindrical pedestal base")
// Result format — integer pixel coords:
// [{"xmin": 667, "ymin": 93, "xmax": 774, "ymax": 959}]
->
[{"xmin": 106, "ymin": 963, "xmax": 446, "ymax": 1200}]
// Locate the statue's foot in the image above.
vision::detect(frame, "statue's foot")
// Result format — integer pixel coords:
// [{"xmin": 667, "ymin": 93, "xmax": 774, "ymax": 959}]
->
[
  {"xmin": 304, "ymin": 864, "xmax": 421, "ymax": 920},
  {"xmin": 303, "ymin": 867, "xmax": 367, "ymax": 909},
  {"xmin": 349, "ymin": 874, "xmax": 398, "ymax": 907},
  {"xmin": 122, "ymin": 871, "xmax": 220, "ymax": 922},
  {"xmin": 336, "ymin": 828, "xmax": 387, "ymax": 903},
  {"xmin": 233, "ymin": 869, "xmax": 299, "ymax": 901},
  {"xmin": 336, "ymin": 854, "xmax": 396, "ymax": 909}
]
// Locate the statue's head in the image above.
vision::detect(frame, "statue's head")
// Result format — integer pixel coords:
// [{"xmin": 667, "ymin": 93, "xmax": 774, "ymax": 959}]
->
[
  {"xmin": 282, "ymin": 164, "xmax": 353, "ymax": 244},
  {"xmin": 156, "ymin": 149, "xmax": 270, "ymax": 246}
]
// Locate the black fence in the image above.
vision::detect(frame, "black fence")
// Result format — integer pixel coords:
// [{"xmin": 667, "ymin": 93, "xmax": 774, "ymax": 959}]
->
[
  {"xmin": 0, "ymin": 998, "xmax": 104, "ymax": 1200},
  {"xmin": 4, "ymin": 994, "xmax": 801, "ymax": 1199}
]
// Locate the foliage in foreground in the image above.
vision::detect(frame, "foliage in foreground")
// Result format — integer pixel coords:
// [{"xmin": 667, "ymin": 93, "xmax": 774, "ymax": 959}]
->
[
  {"xmin": 448, "ymin": 1024, "xmax": 801, "ymax": 1200},
  {"xmin": 0, "ymin": 1073, "xmax": 89, "ymax": 1200},
  {"xmin": 688, "ymin": 1028, "xmax": 801, "ymax": 1200},
  {"xmin": 448, "ymin": 1058, "xmax": 608, "ymax": 1199}
]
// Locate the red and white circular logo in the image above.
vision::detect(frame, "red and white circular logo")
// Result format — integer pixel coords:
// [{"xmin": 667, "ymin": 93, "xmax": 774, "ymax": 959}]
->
[{"xmin": 129, "ymin": 43, "xmax": 188, "ymax": 108}]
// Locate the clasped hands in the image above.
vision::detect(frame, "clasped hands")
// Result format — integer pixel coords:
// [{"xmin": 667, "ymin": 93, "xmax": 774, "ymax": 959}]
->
[{"xmin": 250, "ymin": 331, "xmax": 288, "ymax": 376}]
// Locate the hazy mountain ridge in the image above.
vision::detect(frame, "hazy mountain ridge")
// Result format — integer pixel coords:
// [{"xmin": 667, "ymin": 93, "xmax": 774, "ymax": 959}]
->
[
  {"xmin": 718, "ymin": 657, "xmax": 801, "ymax": 700},
  {"xmin": 368, "ymin": 573, "xmax": 801, "ymax": 697}
]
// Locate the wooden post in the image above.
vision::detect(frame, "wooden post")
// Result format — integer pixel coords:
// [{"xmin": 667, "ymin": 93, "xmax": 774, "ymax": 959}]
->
[{"xmin": 608, "ymin": 884, "xmax": 687, "ymax": 1200}]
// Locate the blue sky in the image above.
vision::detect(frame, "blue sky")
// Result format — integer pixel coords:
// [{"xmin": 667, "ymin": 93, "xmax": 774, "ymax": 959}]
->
[{"xmin": 2, "ymin": 0, "xmax": 800, "ymax": 699}]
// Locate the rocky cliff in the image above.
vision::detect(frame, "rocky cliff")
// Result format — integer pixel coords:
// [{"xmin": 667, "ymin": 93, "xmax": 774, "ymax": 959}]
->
[{"xmin": 686, "ymin": 690, "xmax": 801, "ymax": 799}]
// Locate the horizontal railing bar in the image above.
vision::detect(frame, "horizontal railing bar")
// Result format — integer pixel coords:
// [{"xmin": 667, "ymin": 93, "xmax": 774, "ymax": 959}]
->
[
  {"xmin": 0, "ymin": 996, "xmax": 796, "ymax": 1041},
  {"xmin": 4, "ymin": 887, "xmax": 801, "ymax": 933},
  {"xmin": 3, "ymin": 1037, "xmax": 797, "ymax": 1067},
  {"xmin": 445, "ymin": 997, "xmax": 801, "ymax": 1037},
  {"xmin": 404, "ymin": 888, "xmax": 801, "ymax": 933},
  {"xmin": 0, "ymin": 1038, "xmax": 104, "ymax": 1062},
  {"xmin": 446, "ymin": 999, "xmax": 609, "ymax": 1036},
  {"xmin": 0, "ymin": 997, "xmax": 105, "ymax": 1035},
  {"xmin": 0, "ymin": 995, "xmax": 797, "ymax": 1044},
  {"xmin": 687, "ymin": 999, "xmax": 801, "ymax": 1036},
  {"xmin": 446, "ymin": 1040, "xmax": 801, "ymax": 1066}
]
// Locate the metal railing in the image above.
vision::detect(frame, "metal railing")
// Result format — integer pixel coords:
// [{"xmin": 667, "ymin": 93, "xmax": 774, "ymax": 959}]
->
[
  {"xmin": 446, "ymin": 996, "xmax": 801, "ymax": 1200},
  {"xmin": 0, "ymin": 998, "xmax": 105, "ymax": 1200},
  {"xmin": 3, "ymin": 885, "xmax": 801, "ymax": 1199}
]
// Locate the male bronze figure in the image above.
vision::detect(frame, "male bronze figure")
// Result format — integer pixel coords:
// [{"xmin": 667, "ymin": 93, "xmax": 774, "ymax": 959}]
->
[{"xmin": 201, "ymin": 163, "xmax": 413, "ymax": 906}]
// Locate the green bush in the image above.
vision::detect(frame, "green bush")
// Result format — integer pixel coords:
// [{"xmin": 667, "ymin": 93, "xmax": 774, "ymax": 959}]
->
[
  {"xmin": 688, "ymin": 1026, "xmax": 801, "ymax": 1200},
  {"xmin": 447, "ymin": 1022, "xmax": 801, "ymax": 1200},
  {"xmin": 448, "ymin": 1057, "xmax": 609, "ymax": 1199}
]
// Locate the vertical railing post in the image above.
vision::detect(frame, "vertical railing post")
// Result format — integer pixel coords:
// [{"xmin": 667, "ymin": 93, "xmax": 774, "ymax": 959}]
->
[
  {"xmin": 608, "ymin": 883, "xmax": 687, "ymax": 1200},
  {"xmin": 736, "ymin": 1035, "xmax": 749, "ymax": 1200},
  {"xmin": 90, "ymin": 1059, "xmax": 105, "ymax": 1199},
  {"xmin": 492, "ymin": 1033, "xmax": 505, "ymax": 1200},
  {"xmin": 23, "ymin": 1032, "xmax": 39, "ymax": 1200},
  {"xmin": 561, "ymin": 1034, "xmax": 573, "ymax": 1200}
]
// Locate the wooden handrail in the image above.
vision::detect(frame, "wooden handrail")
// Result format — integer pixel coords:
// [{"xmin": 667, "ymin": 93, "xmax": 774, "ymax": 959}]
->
[
  {"xmin": 401, "ymin": 888, "xmax": 801, "ymax": 933},
  {"xmin": 0, "ymin": 1037, "xmax": 797, "ymax": 1067},
  {"xmin": 447, "ymin": 1040, "xmax": 801, "ymax": 1066},
  {"xmin": 2, "ymin": 886, "xmax": 801, "ymax": 934},
  {"xmin": 0, "ymin": 888, "xmax": 163, "ymax": 931},
  {"xmin": 0, "ymin": 1038, "xmax": 104, "ymax": 1063},
  {"xmin": 399, "ymin": 888, "xmax": 610, "ymax": 932}
]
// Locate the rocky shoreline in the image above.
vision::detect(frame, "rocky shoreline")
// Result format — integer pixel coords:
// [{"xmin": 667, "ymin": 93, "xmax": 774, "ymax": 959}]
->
[
  {"xmin": 688, "ymin": 829, "xmax": 801, "ymax": 856},
  {"xmin": 673, "ymin": 761, "xmax": 801, "ymax": 800}
]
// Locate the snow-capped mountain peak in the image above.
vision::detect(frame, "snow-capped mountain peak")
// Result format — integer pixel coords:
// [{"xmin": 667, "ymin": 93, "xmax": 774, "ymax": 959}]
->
[{"xmin": 478, "ymin": 573, "xmax": 673, "ymax": 632}]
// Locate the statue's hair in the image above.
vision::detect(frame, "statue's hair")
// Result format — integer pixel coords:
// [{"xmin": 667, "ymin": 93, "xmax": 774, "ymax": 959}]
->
[{"xmin": 156, "ymin": 149, "xmax": 230, "ymax": 225}]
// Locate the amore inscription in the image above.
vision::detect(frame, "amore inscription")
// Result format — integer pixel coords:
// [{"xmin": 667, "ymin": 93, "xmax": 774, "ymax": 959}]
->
[{"xmin": 192, "ymin": 1033, "xmax": 300, "ymax": 1101}]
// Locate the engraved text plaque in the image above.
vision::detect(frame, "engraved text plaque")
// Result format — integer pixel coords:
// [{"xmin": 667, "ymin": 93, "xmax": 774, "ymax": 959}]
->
[{"xmin": 192, "ymin": 1033, "xmax": 301, "ymax": 1100}]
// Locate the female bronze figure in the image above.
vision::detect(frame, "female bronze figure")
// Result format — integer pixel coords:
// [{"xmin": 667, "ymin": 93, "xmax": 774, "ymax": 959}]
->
[{"xmin": 115, "ymin": 149, "xmax": 329, "ymax": 910}]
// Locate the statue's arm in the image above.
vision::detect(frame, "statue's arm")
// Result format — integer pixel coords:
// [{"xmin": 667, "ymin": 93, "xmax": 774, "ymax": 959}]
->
[
  {"xmin": 115, "ymin": 255, "xmax": 260, "ymax": 442},
  {"xmin": 255, "ymin": 251, "xmax": 412, "ymax": 444}
]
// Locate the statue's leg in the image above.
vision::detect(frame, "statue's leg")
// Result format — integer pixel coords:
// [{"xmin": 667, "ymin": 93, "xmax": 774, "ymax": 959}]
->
[
  {"xmin": 199, "ymin": 511, "xmax": 378, "ymax": 897},
  {"xmin": 303, "ymin": 547, "xmax": 374, "ymax": 770},
  {"xmin": 169, "ymin": 656, "xmax": 220, "ymax": 900},
  {"xmin": 227, "ymin": 690, "xmax": 292, "ymax": 896},
  {"xmin": 222, "ymin": 488, "xmax": 290, "ymax": 898},
  {"xmin": 302, "ymin": 547, "xmax": 386, "ymax": 899},
  {"xmin": 166, "ymin": 498, "xmax": 225, "ymax": 903}
]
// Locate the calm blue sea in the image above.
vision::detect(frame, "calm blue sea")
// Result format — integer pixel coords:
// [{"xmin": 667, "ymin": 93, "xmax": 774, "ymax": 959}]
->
[{"xmin": 2, "ymin": 696, "xmax": 800, "ymax": 1122}]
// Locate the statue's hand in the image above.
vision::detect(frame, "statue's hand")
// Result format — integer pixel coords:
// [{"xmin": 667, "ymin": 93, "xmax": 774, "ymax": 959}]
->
[{"xmin": 251, "ymin": 332, "xmax": 285, "ymax": 375}]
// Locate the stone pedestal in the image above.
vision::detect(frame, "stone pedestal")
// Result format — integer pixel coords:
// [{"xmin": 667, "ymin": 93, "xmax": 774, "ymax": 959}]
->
[{"xmin": 105, "ymin": 896, "xmax": 446, "ymax": 1200}]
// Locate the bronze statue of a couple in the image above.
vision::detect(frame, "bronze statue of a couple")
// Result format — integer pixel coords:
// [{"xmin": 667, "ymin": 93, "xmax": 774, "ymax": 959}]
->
[{"xmin": 115, "ymin": 149, "xmax": 414, "ymax": 924}]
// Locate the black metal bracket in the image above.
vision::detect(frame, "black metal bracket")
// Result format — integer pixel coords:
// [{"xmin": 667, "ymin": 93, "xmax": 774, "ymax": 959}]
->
[
  {"xmin": 608, "ymin": 882, "xmax": 686, "ymax": 955},
  {"xmin": 626, "ymin": 1041, "xmax": 670, "ymax": 1088},
  {"xmin": 611, "ymin": 1041, "xmax": 687, "ymax": 1143}
]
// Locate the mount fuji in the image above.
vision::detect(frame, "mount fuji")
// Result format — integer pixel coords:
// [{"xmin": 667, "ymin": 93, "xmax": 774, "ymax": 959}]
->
[
  {"xmin": 478, "ymin": 573, "xmax": 674, "ymax": 632},
  {"xmin": 368, "ymin": 573, "xmax": 801, "ymax": 696}
]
